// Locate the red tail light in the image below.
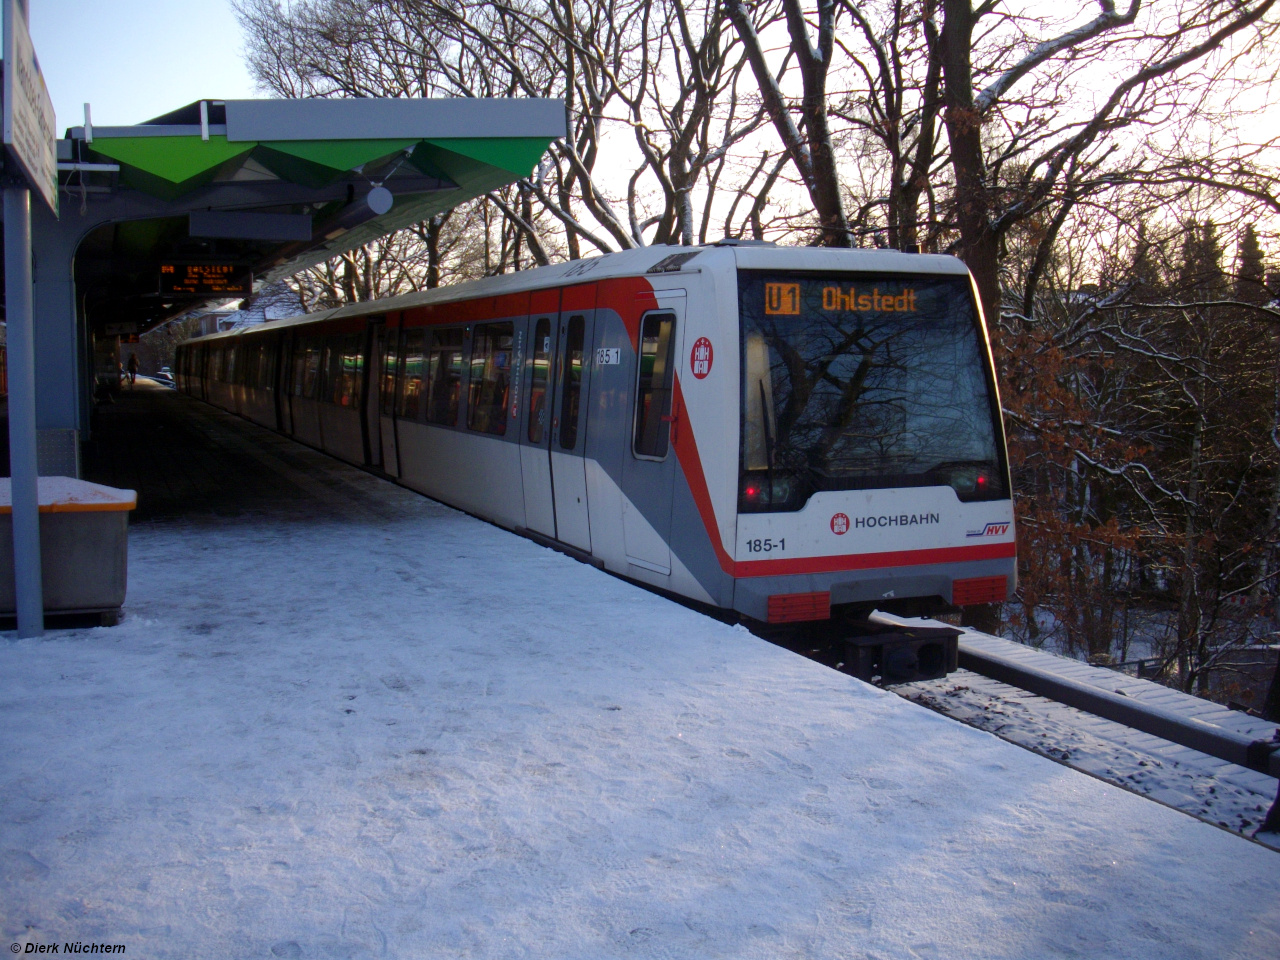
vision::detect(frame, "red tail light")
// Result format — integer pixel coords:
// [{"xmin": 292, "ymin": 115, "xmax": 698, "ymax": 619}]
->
[
  {"xmin": 952, "ymin": 576, "xmax": 1007, "ymax": 605},
  {"xmin": 767, "ymin": 591, "xmax": 831, "ymax": 623}
]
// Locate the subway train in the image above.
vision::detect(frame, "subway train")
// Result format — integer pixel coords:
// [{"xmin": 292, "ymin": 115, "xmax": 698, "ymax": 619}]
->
[{"xmin": 176, "ymin": 241, "xmax": 1016, "ymax": 652}]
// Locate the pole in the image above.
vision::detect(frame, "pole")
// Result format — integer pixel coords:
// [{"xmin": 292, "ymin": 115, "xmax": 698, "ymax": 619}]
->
[{"xmin": 5, "ymin": 181, "xmax": 44, "ymax": 636}]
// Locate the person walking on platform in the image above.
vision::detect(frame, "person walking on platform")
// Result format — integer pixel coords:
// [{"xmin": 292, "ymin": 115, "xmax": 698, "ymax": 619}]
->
[{"xmin": 127, "ymin": 352, "xmax": 139, "ymax": 387}]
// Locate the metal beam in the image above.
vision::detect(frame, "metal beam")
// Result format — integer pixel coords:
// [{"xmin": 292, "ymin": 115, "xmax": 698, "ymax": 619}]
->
[
  {"xmin": 223, "ymin": 98, "xmax": 566, "ymax": 141},
  {"xmin": 958, "ymin": 642, "xmax": 1280, "ymax": 777},
  {"xmin": 189, "ymin": 210, "xmax": 312, "ymax": 241}
]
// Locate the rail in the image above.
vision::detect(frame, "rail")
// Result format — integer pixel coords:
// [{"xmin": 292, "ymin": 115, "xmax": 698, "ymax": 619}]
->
[{"xmin": 957, "ymin": 641, "xmax": 1280, "ymax": 778}]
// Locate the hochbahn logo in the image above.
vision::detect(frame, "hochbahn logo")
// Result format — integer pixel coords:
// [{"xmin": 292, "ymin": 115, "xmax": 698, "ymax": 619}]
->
[
  {"xmin": 690, "ymin": 337, "xmax": 713, "ymax": 378},
  {"xmin": 966, "ymin": 522, "xmax": 1010, "ymax": 538},
  {"xmin": 834, "ymin": 512, "xmax": 941, "ymax": 534}
]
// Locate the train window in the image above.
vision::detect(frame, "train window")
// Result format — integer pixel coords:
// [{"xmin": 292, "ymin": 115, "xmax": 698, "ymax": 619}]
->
[
  {"xmin": 380, "ymin": 332, "xmax": 399, "ymax": 417},
  {"xmin": 737, "ymin": 271, "xmax": 1006, "ymax": 511},
  {"xmin": 243, "ymin": 342, "xmax": 260, "ymax": 387},
  {"xmin": 399, "ymin": 329, "xmax": 425, "ymax": 419},
  {"xmin": 467, "ymin": 321, "xmax": 514, "ymax": 436},
  {"xmin": 320, "ymin": 334, "xmax": 358, "ymax": 406},
  {"xmin": 262, "ymin": 341, "xmax": 277, "ymax": 391},
  {"xmin": 424, "ymin": 328, "xmax": 464, "ymax": 426},
  {"xmin": 528, "ymin": 318, "xmax": 552, "ymax": 443},
  {"xmin": 308, "ymin": 340, "xmax": 327, "ymax": 399},
  {"xmin": 632, "ymin": 312, "xmax": 676, "ymax": 459},
  {"xmin": 307, "ymin": 341, "xmax": 323, "ymax": 397},
  {"xmin": 318, "ymin": 343, "xmax": 335, "ymax": 402},
  {"xmin": 559, "ymin": 316, "xmax": 586, "ymax": 450},
  {"xmin": 337, "ymin": 335, "xmax": 363, "ymax": 407},
  {"xmin": 328, "ymin": 340, "xmax": 342, "ymax": 404},
  {"xmin": 278, "ymin": 340, "xmax": 292, "ymax": 395},
  {"xmin": 295, "ymin": 339, "xmax": 320, "ymax": 398}
]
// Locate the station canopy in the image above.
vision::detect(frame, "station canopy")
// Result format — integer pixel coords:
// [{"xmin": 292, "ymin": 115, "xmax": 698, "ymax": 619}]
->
[{"xmin": 59, "ymin": 98, "xmax": 565, "ymax": 334}]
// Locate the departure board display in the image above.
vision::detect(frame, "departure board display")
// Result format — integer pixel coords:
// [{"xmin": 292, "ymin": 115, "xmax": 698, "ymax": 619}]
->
[{"xmin": 159, "ymin": 263, "xmax": 252, "ymax": 297}]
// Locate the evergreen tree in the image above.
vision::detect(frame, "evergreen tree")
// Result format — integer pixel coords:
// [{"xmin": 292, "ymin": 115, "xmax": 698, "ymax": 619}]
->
[
  {"xmin": 1128, "ymin": 225, "xmax": 1162, "ymax": 300},
  {"xmin": 1178, "ymin": 221, "xmax": 1226, "ymax": 299},
  {"xmin": 1236, "ymin": 223, "xmax": 1268, "ymax": 305}
]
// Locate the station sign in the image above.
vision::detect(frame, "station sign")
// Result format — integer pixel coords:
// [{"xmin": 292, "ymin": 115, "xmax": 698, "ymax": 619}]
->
[
  {"xmin": 2, "ymin": 0, "xmax": 57, "ymax": 214},
  {"xmin": 159, "ymin": 262, "xmax": 253, "ymax": 297}
]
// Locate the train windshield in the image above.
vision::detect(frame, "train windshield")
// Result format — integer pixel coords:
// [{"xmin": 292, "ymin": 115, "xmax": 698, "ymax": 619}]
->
[{"xmin": 738, "ymin": 271, "xmax": 1006, "ymax": 512}]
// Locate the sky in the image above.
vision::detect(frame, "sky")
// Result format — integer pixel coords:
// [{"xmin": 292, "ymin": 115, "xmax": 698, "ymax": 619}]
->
[{"xmin": 28, "ymin": 0, "xmax": 260, "ymax": 131}]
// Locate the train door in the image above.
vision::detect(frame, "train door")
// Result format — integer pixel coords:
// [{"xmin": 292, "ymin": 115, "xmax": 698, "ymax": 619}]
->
[
  {"xmin": 549, "ymin": 308, "xmax": 595, "ymax": 551},
  {"xmin": 378, "ymin": 317, "xmax": 402, "ymax": 478},
  {"xmin": 620, "ymin": 291, "xmax": 684, "ymax": 576},
  {"xmin": 521, "ymin": 309, "xmax": 558, "ymax": 538},
  {"xmin": 361, "ymin": 317, "xmax": 386, "ymax": 469},
  {"xmin": 521, "ymin": 290, "xmax": 596, "ymax": 552}
]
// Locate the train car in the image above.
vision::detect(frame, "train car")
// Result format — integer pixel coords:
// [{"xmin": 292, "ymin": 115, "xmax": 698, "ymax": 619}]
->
[{"xmin": 177, "ymin": 242, "xmax": 1016, "ymax": 680}]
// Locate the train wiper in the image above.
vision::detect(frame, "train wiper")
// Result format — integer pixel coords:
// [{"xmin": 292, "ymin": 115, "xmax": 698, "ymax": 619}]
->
[{"xmin": 759, "ymin": 379, "xmax": 776, "ymax": 502}]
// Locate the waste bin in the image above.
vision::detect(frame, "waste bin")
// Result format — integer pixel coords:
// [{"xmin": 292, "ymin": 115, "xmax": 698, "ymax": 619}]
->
[{"xmin": 0, "ymin": 476, "xmax": 137, "ymax": 625}]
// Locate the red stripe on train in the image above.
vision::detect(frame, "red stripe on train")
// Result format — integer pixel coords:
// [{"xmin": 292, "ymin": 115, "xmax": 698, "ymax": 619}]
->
[
  {"xmin": 382, "ymin": 275, "xmax": 657, "ymax": 344},
  {"xmin": 670, "ymin": 377, "xmax": 738, "ymax": 576},
  {"xmin": 596, "ymin": 276, "xmax": 659, "ymax": 349},
  {"xmin": 733, "ymin": 541, "xmax": 1017, "ymax": 578}
]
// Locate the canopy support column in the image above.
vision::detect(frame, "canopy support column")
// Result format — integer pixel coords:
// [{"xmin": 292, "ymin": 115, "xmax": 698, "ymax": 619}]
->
[{"xmin": 5, "ymin": 182, "xmax": 45, "ymax": 637}]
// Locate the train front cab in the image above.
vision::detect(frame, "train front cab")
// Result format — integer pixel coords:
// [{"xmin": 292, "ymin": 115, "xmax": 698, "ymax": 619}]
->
[{"xmin": 713, "ymin": 250, "xmax": 1017, "ymax": 675}]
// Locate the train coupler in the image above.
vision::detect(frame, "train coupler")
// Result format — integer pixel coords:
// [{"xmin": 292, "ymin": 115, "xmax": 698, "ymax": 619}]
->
[{"xmin": 840, "ymin": 622, "xmax": 961, "ymax": 685}]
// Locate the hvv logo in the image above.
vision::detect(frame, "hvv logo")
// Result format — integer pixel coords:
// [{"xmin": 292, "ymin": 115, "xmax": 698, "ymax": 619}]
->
[{"xmin": 966, "ymin": 522, "xmax": 1010, "ymax": 538}]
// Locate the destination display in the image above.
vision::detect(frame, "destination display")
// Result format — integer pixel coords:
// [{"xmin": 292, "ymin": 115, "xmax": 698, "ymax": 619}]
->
[
  {"xmin": 159, "ymin": 263, "xmax": 252, "ymax": 297},
  {"xmin": 739, "ymin": 269, "xmax": 1002, "ymax": 512},
  {"xmin": 764, "ymin": 280, "xmax": 920, "ymax": 315}
]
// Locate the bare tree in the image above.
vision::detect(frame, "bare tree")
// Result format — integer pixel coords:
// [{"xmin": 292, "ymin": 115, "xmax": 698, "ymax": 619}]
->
[
  {"xmin": 725, "ymin": 0, "xmax": 855, "ymax": 245},
  {"xmin": 237, "ymin": 0, "xmax": 781, "ymax": 280},
  {"xmin": 937, "ymin": 0, "xmax": 1278, "ymax": 320}
]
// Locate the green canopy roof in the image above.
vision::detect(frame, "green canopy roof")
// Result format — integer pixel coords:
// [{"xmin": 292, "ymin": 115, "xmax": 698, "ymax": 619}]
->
[
  {"xmin": 56, "ymin": 98, "xmax": 565, "ymax": 332},
  {"xmin": 86, "ymin": 133, "xmax": 554, "ymax": 197}
]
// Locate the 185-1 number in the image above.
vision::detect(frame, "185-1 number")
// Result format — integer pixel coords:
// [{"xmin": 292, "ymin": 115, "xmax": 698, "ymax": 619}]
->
[{"xmin": 745, "ymin": 538, "xmax": 785, "ymax": 553}]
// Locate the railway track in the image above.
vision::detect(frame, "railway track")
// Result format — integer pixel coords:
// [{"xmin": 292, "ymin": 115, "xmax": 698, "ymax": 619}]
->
[{"xmin": 893, "ymin": 667, "xmax": 1280, "ymax": 848}]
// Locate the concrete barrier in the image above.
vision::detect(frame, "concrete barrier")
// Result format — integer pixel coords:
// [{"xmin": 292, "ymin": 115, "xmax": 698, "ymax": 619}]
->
[{"xmin": 0, "ymin": 476, "xmax": 136, "ymax": 625}]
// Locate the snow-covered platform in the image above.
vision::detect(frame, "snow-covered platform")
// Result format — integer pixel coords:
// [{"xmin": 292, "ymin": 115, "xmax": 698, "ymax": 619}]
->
[{"xmin": 3, "ymin": 386, "xmax": 1279, "ymax": 958}]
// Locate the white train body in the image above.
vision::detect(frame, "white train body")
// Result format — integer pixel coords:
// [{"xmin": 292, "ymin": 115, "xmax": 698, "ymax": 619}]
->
[{"xmin": 178, "ymin": 243, "xmax": 1016, "ymax": 625}]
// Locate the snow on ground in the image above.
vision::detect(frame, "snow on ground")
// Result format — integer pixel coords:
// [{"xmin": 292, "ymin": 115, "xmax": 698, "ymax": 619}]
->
[
  {"xmin": 896, "ymin": 669, "xmax": 1280, "ymax": 845},
  {"xmin": 3, "ymin": 425, "xmax": 1280, "ymax": 957}
]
